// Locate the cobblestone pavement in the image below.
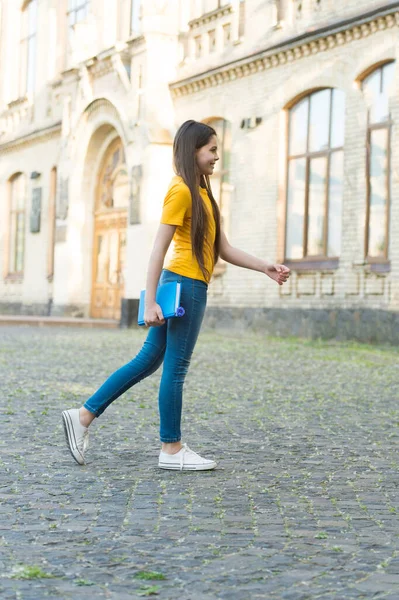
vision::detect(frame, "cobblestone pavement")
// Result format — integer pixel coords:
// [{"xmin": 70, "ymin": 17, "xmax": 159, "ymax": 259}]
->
[{"xmin": 1, "ymin": 326, "xmax": 399, "ymax": 600}]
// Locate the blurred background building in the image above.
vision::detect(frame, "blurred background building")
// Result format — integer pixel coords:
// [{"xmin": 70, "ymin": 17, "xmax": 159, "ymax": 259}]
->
[{"xmin": 0, "ymin": 1, "xmax": 398, "ymax": 340}]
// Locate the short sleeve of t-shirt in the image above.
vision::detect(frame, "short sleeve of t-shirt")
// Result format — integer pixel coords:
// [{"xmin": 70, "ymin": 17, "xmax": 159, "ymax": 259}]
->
[{"xmin": 160, "ymin": 181, "xmax": 191, "ymax": 227}]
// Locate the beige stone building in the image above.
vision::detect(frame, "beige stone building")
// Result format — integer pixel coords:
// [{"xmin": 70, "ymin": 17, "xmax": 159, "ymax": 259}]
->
[{"xmin": 1, "ymin": 1, "xmax": 399, "ymax": 341}]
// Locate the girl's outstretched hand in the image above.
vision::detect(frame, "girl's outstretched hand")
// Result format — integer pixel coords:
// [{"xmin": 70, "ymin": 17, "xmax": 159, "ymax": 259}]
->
[
  {"xmin": 144, "ymin": 303, "xmax": 165, "ymax": 327},
  {"xmin": 264, "ymin": 264, "xmax": 291, "ymax": 286}
]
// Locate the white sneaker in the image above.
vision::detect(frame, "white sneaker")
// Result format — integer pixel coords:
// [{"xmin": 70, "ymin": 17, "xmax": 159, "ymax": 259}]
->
[
  {"xmin": 158, "ymin": 443, "xmax": 217, "ymax": 471},
  {"xmin": 62, "ymin": 409, "xmax": 89, "ymax": 465}
]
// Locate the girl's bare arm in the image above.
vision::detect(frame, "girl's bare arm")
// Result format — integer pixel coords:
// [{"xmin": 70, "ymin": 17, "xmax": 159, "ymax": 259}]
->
[{"xmin": 219, "ymin": 230, "xmax": 290, "ymax": 285}]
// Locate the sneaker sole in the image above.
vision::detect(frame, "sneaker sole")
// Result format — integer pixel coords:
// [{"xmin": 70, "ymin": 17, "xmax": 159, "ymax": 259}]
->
[
  {"xmin": 158, "ymin": 461, "xmax": 217, "ymax": 471},
  {"xmin": 62, "ymin": 411, "xmax": 85, "ymax": 465}
]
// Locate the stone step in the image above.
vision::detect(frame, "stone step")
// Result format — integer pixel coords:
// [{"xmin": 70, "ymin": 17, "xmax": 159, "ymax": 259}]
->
[{"xmin": 0, "ymin": 315, "xmax": 119, "ymax": 329}]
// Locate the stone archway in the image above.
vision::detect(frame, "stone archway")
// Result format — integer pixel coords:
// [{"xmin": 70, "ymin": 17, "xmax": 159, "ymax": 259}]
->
[{"xmin": 90, "ymin": 136, "xmax": 129, "ymax": 319}]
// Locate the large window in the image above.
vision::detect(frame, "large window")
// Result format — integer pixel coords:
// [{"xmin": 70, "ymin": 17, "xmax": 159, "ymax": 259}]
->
[
  {"xmin": 8, "ymin": 174, "xmax": 27, "ymax": 275},
  {"xmin": 285, "ymin": 89, "xmax": 345, "ymax": 261},
  {"xmin": 363, "ymin": 62, "xmax": 395, "ymax": 260},
  {"xmin": 20, "ymin": 0, "xmax": 37, "ymax": 97},
  {"xmin": 130, "ymin": 0, "xmax": 142, "ymax": 35},
  {"xmin": 68, "ymin": 0, "xmax": 90, "ymax": 36}
]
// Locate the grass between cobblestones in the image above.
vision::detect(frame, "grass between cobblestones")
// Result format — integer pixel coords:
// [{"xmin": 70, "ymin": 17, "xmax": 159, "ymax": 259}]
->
[{"xmin": 0, "ymin": 326, "xmax": 399, "ymax": 599}]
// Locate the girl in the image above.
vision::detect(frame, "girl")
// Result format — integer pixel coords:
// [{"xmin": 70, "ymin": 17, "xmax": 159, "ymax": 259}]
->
[{"xmin": 62, "ymin": 120, "xmax": 290, "ymax": 471}]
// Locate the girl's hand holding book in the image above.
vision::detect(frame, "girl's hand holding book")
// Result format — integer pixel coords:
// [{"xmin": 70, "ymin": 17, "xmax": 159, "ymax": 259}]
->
[{"xmin": 144, "ymin": 303, "xmax": 165, "ymax": 327}]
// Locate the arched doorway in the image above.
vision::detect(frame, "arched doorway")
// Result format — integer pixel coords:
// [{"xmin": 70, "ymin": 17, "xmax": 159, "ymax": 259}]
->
[{"xmin": 91, "ymin": 137, "xmax": 128, "ymax": 319}]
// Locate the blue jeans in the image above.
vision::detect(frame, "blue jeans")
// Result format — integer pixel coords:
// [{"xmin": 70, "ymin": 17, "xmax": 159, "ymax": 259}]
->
[{"xmin": 84, "ymin": 270, "xmax": 208, "ymax": 443}]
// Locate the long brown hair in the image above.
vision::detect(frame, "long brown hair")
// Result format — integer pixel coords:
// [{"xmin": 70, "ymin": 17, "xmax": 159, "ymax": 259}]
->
[{"xmin": 173, "ymin": 120, "xmax": 221, "ymax": 281}]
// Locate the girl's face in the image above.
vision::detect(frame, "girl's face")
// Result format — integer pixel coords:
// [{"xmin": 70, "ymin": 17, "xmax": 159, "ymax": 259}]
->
[{"xmin": 196, "ymin": 135, "xmax": 219, "ymax": 177}]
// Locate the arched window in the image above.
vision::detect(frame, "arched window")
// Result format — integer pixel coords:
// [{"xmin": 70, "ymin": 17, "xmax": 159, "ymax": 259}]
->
[
  {"xmin": 8, "ymin": 174, "xmax": 27, "ymax": 275},
  {"xmin": 285, "ymin": 88, "xmax": 345, "ymax": 261},
  {"xmin": 363, "ymin": 62, "xmax": 395, "ymax": 261},
  {"xmin": 96, "ymin": 139, "xmax": 128, "ymax": 212},
  {"xmin": 20, "ymin": 0, "xmax": 37, "ymax": 96}
]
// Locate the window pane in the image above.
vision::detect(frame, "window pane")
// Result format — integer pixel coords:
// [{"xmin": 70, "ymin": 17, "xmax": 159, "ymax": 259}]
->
[
  {"xmin": 21, "ymin": 8, "xmax": 28, "ymax": 34},
  {"xmin": 27, "ymin": 36, "xmax": 36, "ymax": 95},
  {"xmin": 382, "ymin": 62, "xmax": 395, "ymax": 95},
  {"xmin": 28, "ymin": 0, "xmax": 38, "ymax": 35},
  {"xmin": 368, "ymin": 128, "xmax": 389, "ymax": 257},
  {"xmin": 286, "ymin": 158, "xmax": 306, "ymax": 259},
  {"xmin": 11, "ymin": 178, "xmax": 17, "ymax": 210},
  {"xmin": 307, "ymin": 156, "xmax": 327, "ymax": 256},
  {"xmin": 364, "ymin": 64, "xmax": 395, "ymax": 124},
  {"xmin": 327, "ymin": 151, "xmax": 343, "ymax": 256},
  {"xmin": 363, "ymin": 68, "xmax": 380, "ymax": 101},
  {"xmin": 131, "ymin": 0, "xmax": 142, "ymax": 34},
  {"xmin": 16, "ymin": 176, "xmax": 26, "ymax": 210},
  {"xmin": 289, "ymin": 97, "xmax": 308, "ymax": 156},
  {"xmin": 76, "ymin": 7, "xmax": 86, "ymax": 22},
  {"xmin": 16, "ymin": 213, "xmax": 25, "ymax": 273},
  {"xmin": 19, "ymin": 40, "xmax": 27, "ymax": 95},
  {"xmin": 309, "ymin": 89, "xmax": 331, "ymax": 153},
  {"xmin": 9, "ymin": 213, "xmax": 16, "ymax": 272},
  {"xmin": 68, "ymin": 0, "xmax": 77, "ymax": 10},
  {"xmin": 330, "ymin": 89, "xmax": 345, "ymax": 148}
]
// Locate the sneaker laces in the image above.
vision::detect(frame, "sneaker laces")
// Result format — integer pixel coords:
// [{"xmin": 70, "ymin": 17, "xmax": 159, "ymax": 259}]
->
[
  {"xmin": 77, "ymin": 428, "xmax": 89, "ymax": 454},
  {"xmin": 179, "ymin": 444, "xmax": 199, "ymax": 470},
  {"xmin": 82, "ymin": 429, "xmax": 89, "ymax": 452}
]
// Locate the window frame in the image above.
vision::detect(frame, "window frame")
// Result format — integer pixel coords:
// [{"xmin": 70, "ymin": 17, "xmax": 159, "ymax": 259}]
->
[
  {"xmin": 363, "ymin": 62, "xmax": 394, "ymax": 266},
  {"xmin": 8, "ymin": 173, "xmax": 27, "ymax": 278},
  {"xmin": 20, "ymin": 0, "xmax": 38, "ymax": 98},
  {"xmin": 284, "ymin": 88, "xmax": 344, "ymax": 269},
  {"xmin": 67, "ymin": 0, "xmax": 90, "ymax": 34},
  {"xmin": 130, "ymin": 0, "xmax": 142, "ymax": 36},
  {"xmin": 47, "ymin": 167, "xmax": 57, "ymax": 282}
]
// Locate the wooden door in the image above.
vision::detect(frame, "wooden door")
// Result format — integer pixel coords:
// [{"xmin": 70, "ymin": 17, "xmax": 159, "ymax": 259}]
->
[{"xmin": 91, "ymin": 138, "xmax": 128, "ymax": 320}]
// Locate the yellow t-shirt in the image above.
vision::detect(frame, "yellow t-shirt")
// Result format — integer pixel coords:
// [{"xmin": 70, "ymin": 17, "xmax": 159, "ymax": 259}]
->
[{"xmin": 160, "ymin": 175, "xmax": 216, "ymax": 284}]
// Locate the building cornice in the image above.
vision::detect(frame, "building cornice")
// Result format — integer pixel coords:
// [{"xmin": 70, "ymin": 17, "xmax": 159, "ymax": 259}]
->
[
  {"xmin": 0, "ymin": 122, "xmax": 62, "ymax": 154},
  {"xmin": 188, "ymin": 4, "xmax": 233, "ymax": 30},
  {"xmin": 170, "ymin": 3, "xmax": 399, "ymax": 97}
]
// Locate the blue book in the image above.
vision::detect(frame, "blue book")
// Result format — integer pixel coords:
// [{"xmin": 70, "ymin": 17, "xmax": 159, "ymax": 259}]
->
[{"xmin": 138, "ymin": 281, "xmax": 185, "ymax": 326}]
